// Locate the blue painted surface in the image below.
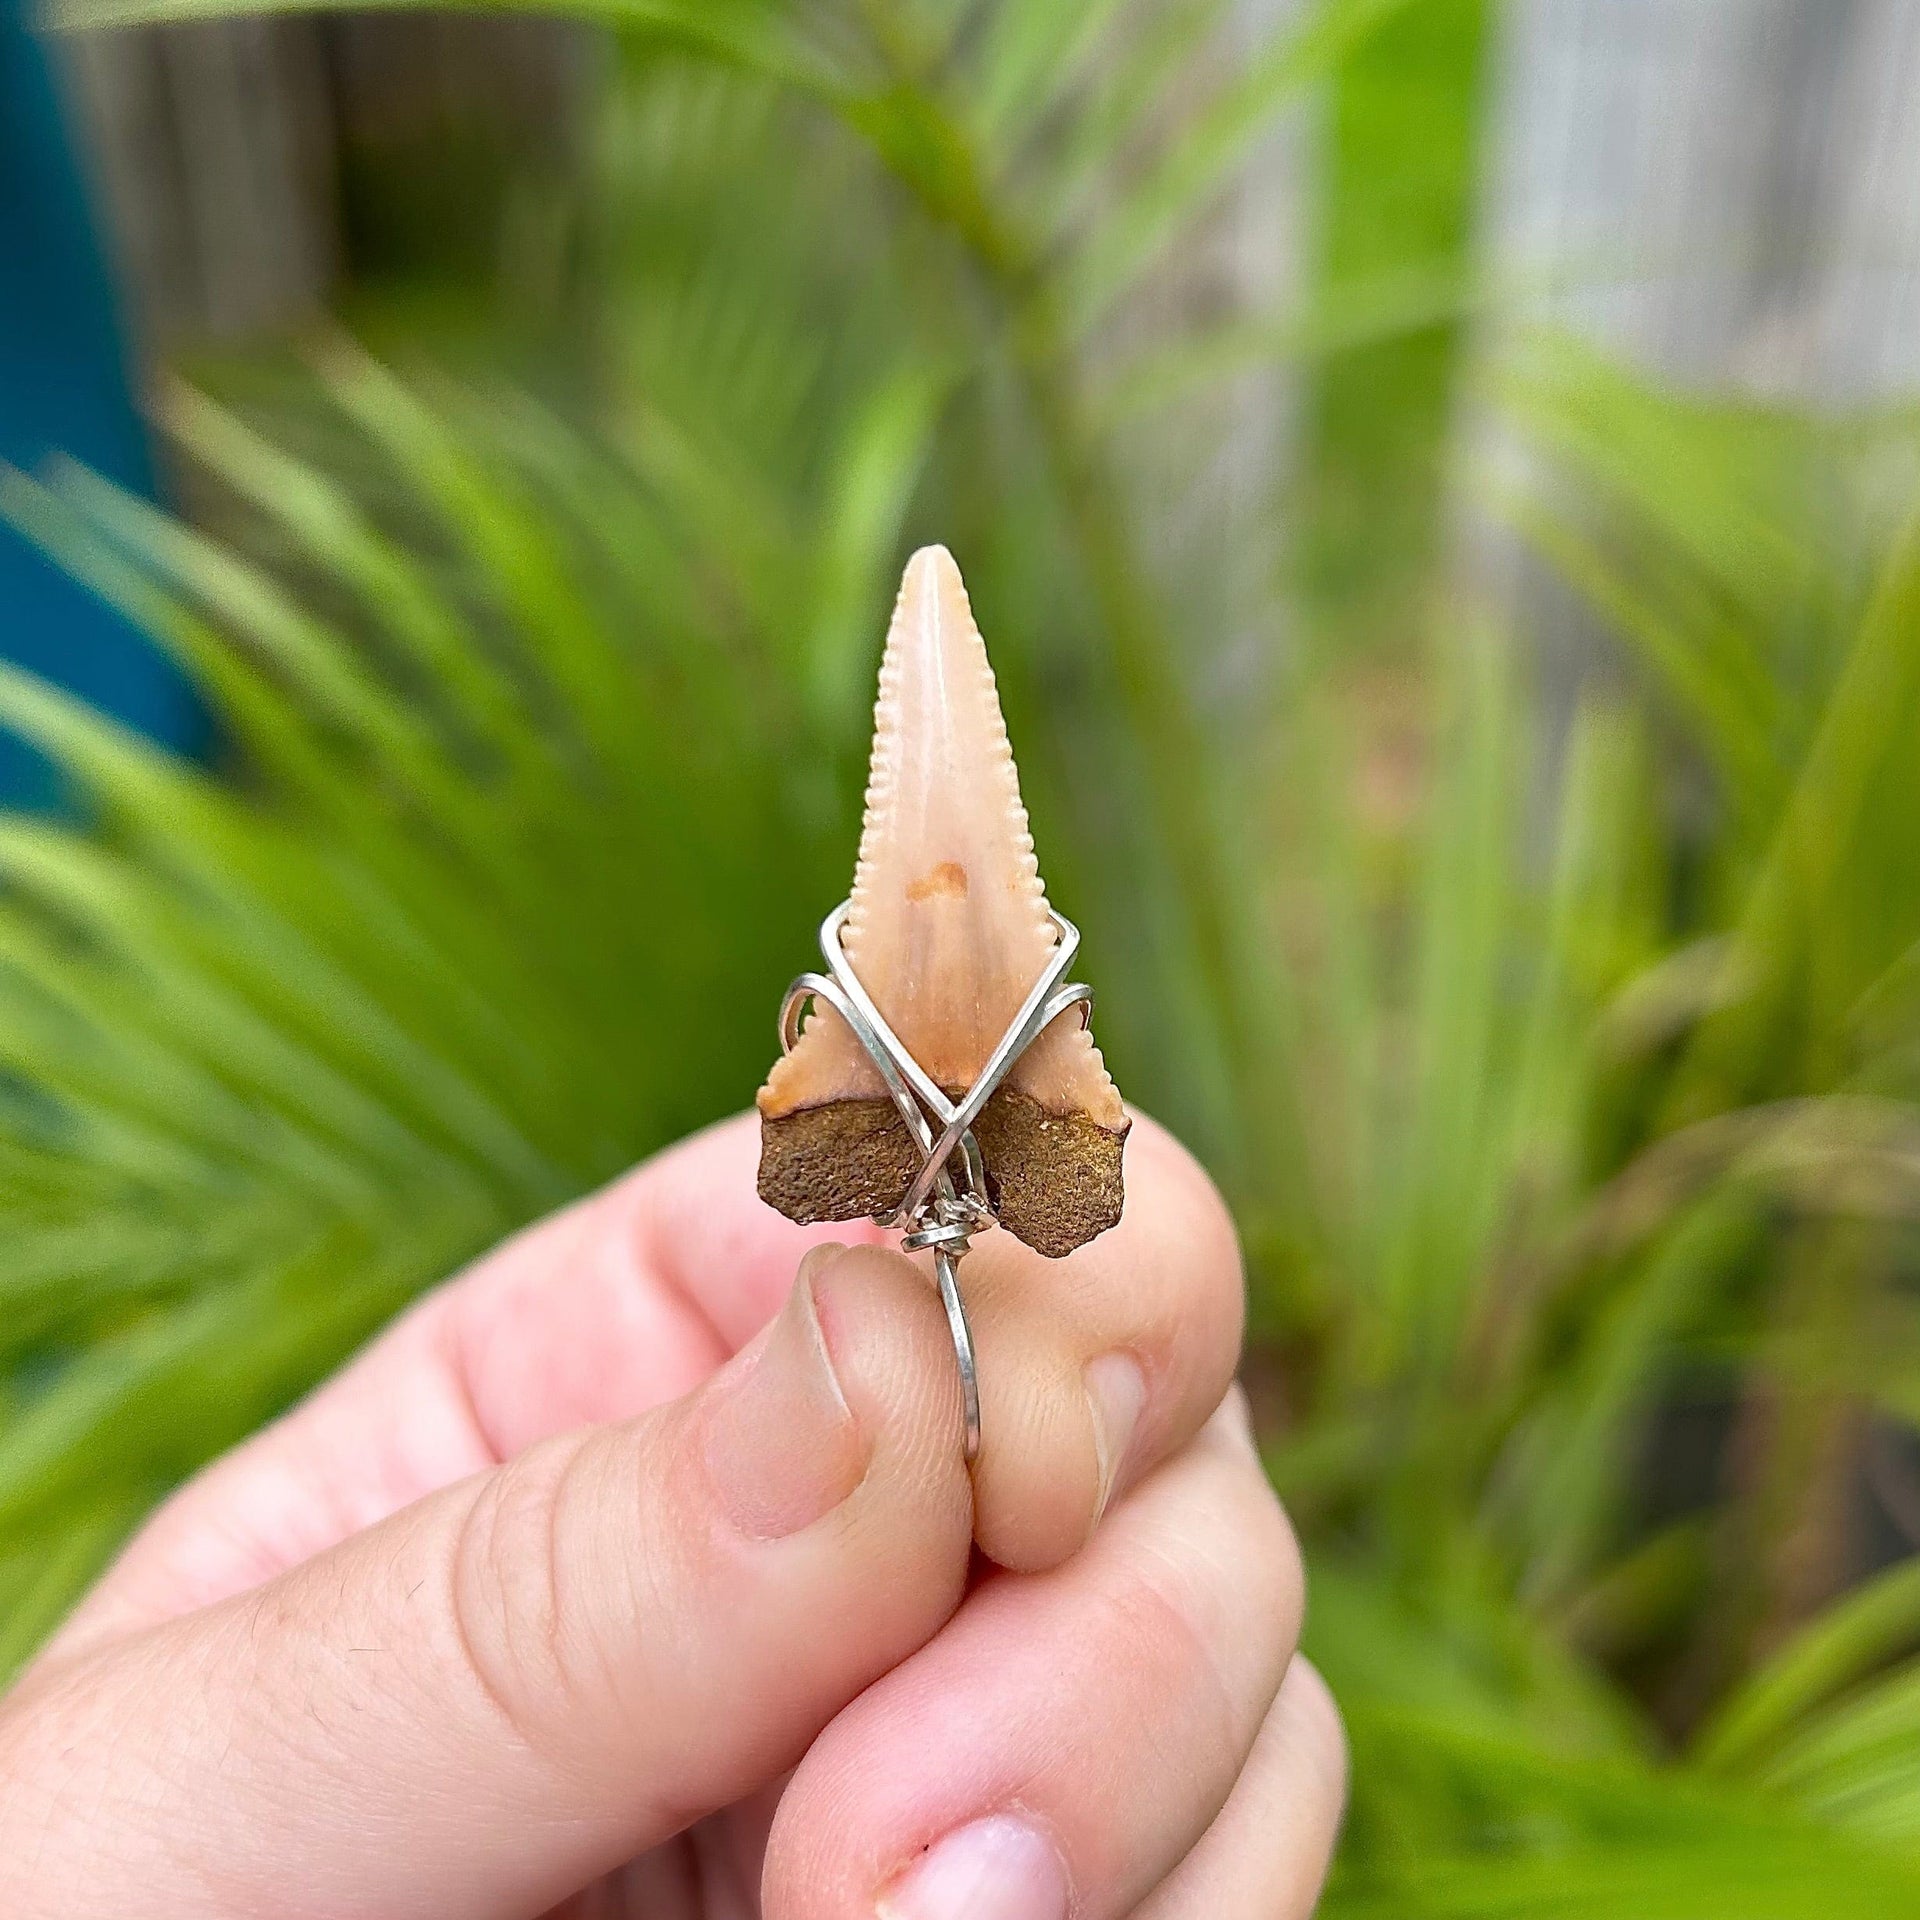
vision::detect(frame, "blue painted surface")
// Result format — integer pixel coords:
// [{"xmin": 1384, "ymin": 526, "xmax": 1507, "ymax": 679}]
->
[{"xmin": 0, "ymin": 0, "xmax": 207, "ymax": 804}]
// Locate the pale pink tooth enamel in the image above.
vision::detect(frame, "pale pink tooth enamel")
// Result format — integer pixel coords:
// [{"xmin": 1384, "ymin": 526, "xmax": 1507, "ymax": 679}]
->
[{"xmin": 760, "ymin": 545, "xmax": 1124, "ymax": 1129}]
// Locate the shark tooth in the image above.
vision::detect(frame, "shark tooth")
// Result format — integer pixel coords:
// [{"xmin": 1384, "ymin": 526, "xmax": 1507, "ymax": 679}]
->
[{"xmin": 758, "ymin": 544, "xmax": 1128, "ymax": 1258}]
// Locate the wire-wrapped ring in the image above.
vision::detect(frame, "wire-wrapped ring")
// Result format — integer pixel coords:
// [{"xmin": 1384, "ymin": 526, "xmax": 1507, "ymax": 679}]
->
[{"xmin": 777, "ymin": 902, "xmax": 1093, "ymax": 1463}]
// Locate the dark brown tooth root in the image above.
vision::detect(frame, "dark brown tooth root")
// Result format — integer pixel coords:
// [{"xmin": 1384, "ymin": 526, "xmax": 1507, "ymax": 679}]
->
[
  {"xmin": 757, "ymin": 1087, "xmax": 1127, "ymax": 1260},
  {"xmin": 757, "ymin": 1100, "xmax": 920, "ymax": 1228},
  {"xmin": 969, "ymin": 1085, "xmax": 1126, "ymax": 1259}
]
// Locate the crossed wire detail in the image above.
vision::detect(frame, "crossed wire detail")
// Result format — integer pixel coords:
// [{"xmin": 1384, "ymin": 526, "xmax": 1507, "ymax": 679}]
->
[{"xmin": 778, "ymin": 902, "xmax": 1094, "ymax": 1463}]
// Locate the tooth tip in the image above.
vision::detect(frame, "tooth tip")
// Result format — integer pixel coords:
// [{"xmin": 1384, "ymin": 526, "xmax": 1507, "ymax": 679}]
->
[
  {"xmin": 905, "ymin": 541, "xmax": 960, "ymax": 581},
  {"xmin": 902, "ymin": 545, "xmax": 968, "ymax": 631}
]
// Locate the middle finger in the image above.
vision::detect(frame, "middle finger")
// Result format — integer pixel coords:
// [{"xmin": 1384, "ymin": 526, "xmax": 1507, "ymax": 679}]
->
[
  {"xmin": 763, "ymin": 1391, "xmax": 1302, "ymax": 1920},
  {"xmin": 962, "ymin": 1112, "xmax": 1246, "ymax": 1570}
]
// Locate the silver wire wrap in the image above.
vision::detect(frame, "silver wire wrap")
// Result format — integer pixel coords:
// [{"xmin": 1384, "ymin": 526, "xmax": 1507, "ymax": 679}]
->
[{"xmin": 778, "ymin": 902, "xmax": 1094, "ymax": 1463}]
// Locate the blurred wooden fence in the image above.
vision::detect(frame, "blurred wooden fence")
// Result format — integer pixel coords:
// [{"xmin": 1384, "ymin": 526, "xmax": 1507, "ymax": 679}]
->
[
  {"xmin": 1485, "ymin": 0, "xmax": 1920, "ymax": 402},
  {"xmin": 1460, "ymin": 0, "xmax": 1920, "ymax": 733},
  {"xmin": 53, "ymin": 2, "xmax": 1920, "ymax": 403},
  {"xmin": 57, "ymin": 12, "xmax": 585, "ymax": 344},
  {"xmin": 49, "ymin": 0, "xmax": 1920, "ymax": 409}
]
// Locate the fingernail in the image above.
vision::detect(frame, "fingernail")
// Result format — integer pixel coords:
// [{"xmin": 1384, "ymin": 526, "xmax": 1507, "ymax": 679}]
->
[
  {"xmin": 704, "ymin": 1256, "xmax": 866, "ymax": 1539},
  {"xmin": 1085, "ymin": 1350, "xmax": 1148, "ymax": 1523},
  {"xmin": 878, "ymin": 1816, "xmax": 1070, "ymax": 1920}
]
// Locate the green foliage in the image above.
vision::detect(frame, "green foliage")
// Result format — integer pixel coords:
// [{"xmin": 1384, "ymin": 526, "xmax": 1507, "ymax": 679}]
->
[
  {"xmin": 13, "ymin": 0, "xmax": 1920, "ymax": 1911},
  {"xmin": 1292, "ymin": 0, "xmax": 1492, "ymax": 657},
  {"xmin": 0, "ymin": 341, "xmax": 855, "ymax": 1621}
]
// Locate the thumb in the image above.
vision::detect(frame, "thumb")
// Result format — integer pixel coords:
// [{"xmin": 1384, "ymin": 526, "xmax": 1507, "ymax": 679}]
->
[{"xmin": 0, "ymin": 1247, "xmax": 971, "ymax": 1920}]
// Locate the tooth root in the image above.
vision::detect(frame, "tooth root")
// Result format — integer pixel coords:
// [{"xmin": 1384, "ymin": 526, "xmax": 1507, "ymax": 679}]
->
[{"xmin": 758, "ymin": 544, "xmax": 1127, "ymax": 1258}]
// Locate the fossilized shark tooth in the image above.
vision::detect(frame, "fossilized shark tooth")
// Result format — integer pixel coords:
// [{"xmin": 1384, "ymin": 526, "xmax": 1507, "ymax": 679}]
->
[{"xmin": 758, "ymin": 544, "xmax": 1128, "ymax": 1258}]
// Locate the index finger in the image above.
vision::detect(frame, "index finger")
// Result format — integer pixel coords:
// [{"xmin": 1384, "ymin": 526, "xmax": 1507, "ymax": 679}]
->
[
  {"xmin": 55, "ymin": 1108, "xmax": 1240, "ymax": 1644},
  {"xmin": 52, "ymin": 1116, "xmax": 876, "ymax": 1648}
]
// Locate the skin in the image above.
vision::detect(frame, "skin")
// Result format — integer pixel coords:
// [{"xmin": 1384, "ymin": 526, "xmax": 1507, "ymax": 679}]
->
[{"xmin": 0, "ymin": 1112, "xmax": 1345, "ymax": 1919}]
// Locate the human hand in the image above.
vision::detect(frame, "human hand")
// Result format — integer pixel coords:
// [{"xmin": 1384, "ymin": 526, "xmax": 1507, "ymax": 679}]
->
[{"xmin": 0, "ymin": 1113, "xmax": 1343, "ymax": 1918}]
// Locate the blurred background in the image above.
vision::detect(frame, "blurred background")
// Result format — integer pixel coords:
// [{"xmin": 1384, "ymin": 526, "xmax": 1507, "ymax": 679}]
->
[{"xmin": 9, "ymin": 0, "xmax": 1920, "ymax": 1910}]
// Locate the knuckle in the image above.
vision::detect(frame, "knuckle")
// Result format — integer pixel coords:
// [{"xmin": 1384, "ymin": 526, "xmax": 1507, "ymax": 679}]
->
[
  {"xmin": 1105, "ymin": 1547, "xmax": 1255, "ymax": 1780},
  {"xmin": 1244, "ymin": 1475, "xmax": 1308, "ymax": 1645},
  {"xmin": 445, "ymin": 1409, "xmax": 753, "ymax": 1799},
  {"xmin": 1198, "ymin": 1414, "xmax": 1303, "ymax": 1617},
  {"xmin": 1287, "ymin": 1658, "xmax": 1350, "ymax": 1803},
  {"xmin": 1159, "ymin": 1452, "xmax": 1309, "ymax": 1729},
  {"xmin": 1093, "ymin": 1561, "xmax": 1226, "ymax": 1724},
  {"xmin": 443, "ymin": 1434, "xmax": 586, "ymax": 1770}
]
